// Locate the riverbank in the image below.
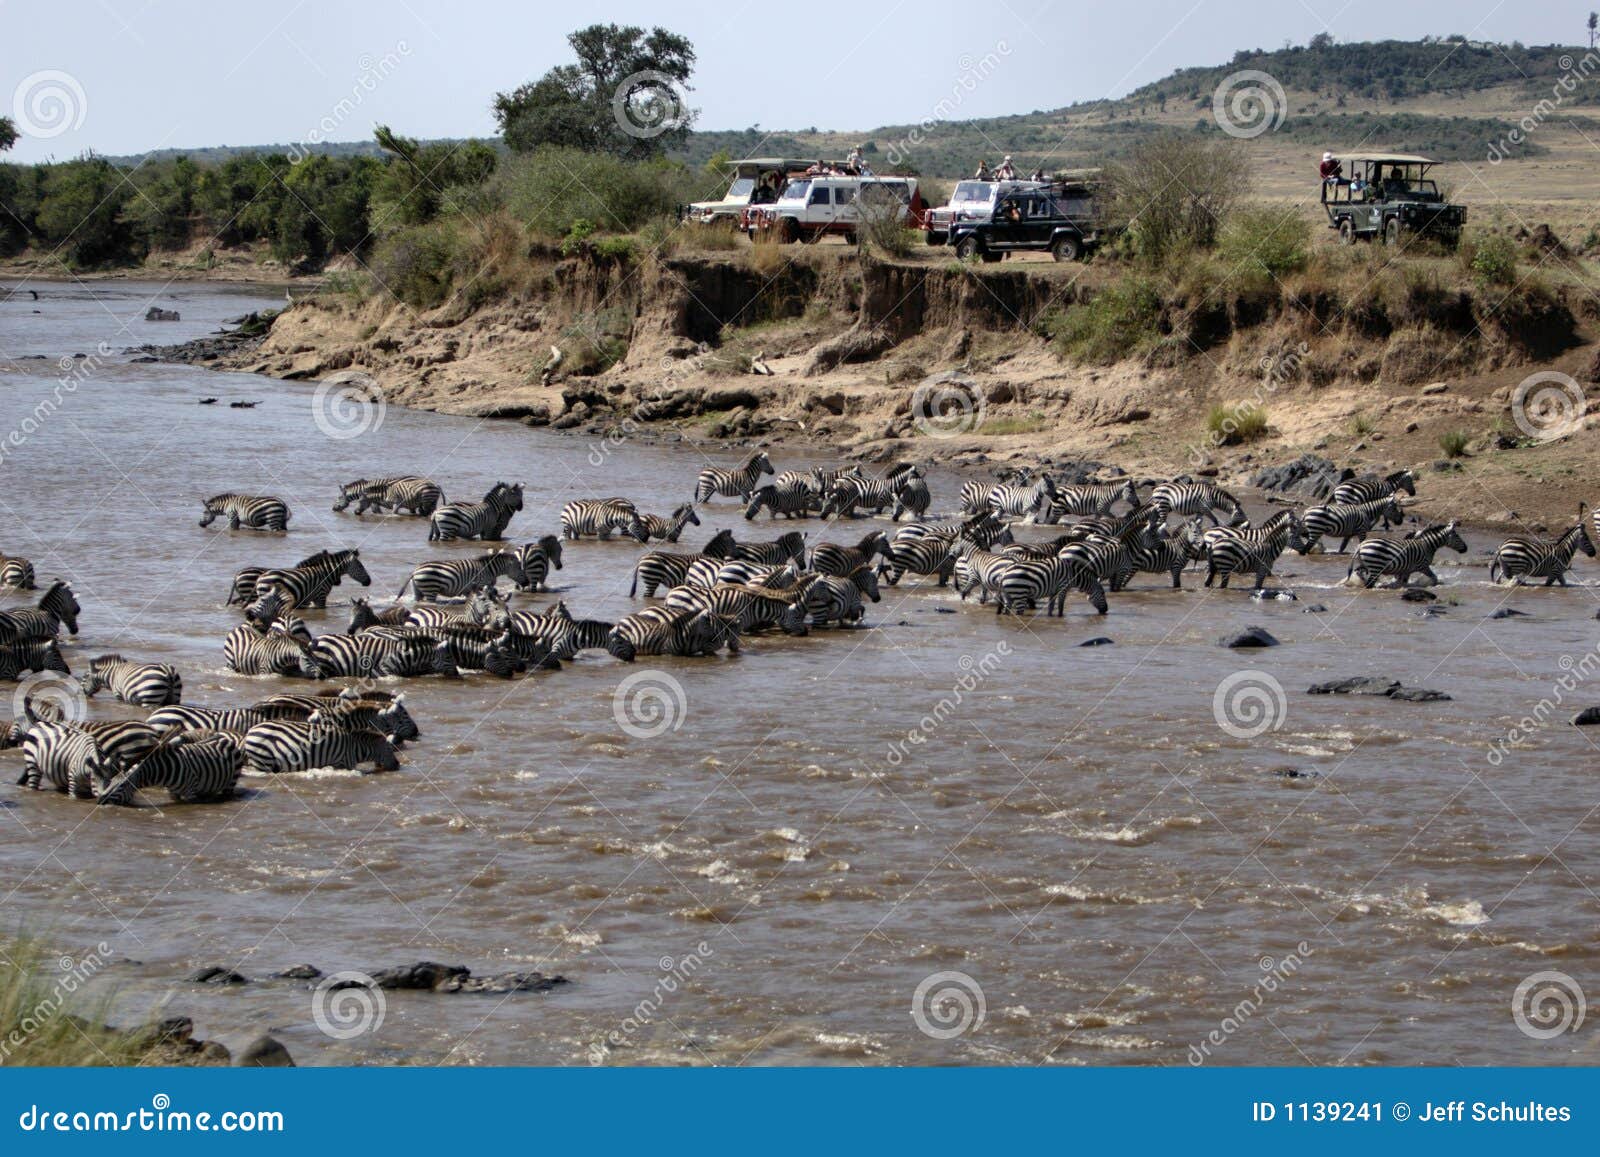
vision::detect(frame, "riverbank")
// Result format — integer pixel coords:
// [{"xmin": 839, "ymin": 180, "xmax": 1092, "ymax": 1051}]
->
[{"xmin": 150, "ymin": 243, "xmax": 1600, "ymax": 531}]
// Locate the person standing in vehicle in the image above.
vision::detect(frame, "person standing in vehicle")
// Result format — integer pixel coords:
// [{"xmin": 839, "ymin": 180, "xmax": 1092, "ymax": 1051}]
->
[
  {"xmin": 995, "ymin": 155, "xmax": 1017, "ymax": 180},
  {"xmin": 974, "ymin": 159, "xmax": 992, "ymax": 180},
  {"xmin": 1319, "ymin": 151, "xmax": 1343, "ymax": 184}
]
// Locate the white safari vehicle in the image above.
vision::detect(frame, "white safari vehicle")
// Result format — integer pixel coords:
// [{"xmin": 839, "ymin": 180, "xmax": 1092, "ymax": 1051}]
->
[
  {"xmin": 924, "ymin": 179, "xmax": 1044, "ymax": 245},
  {"xmin": 741, "ymin": 175, "xmax": 925, "ymax": 243},
  {"xmin": 683, "ymin": 158, "xmax": 817, "ymax": 227}
]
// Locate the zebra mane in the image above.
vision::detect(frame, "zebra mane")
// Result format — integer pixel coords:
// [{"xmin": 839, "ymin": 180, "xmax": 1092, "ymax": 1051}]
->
[{"xmin": 90, "ymin": 653, "xmax": 124, "ymax": 665}]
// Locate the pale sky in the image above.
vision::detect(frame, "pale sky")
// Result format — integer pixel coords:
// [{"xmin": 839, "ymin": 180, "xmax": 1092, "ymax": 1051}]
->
[{"xmin": 3, "ymin": 0, "xmax": 1587, "ymax": 163}]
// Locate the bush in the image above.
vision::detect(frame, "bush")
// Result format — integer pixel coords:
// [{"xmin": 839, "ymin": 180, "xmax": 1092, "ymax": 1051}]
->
[
  {"xmin": 1464, "ymin": 232, "xmax": 1517, "ymax": 287},
  {"xmin": 1043, "ymin": 278, "xmax": 1164, "ymax": 364},
  {"xmin": 1104, "ymin": 134, "xmax": 1246, "ymax": 268},
  {"xmin": 1206, "ymin": 402, "xmax": 1269, "ymax": 445},
  {"xmin": 1350, "ymin": 411, "xmax": 1375, "ymax": 436},
  {"xmin": 495, "ymin": 147, "xmax": 704, "ymax": 240},
  {"xmin": 1439, "ymin": 429, "xmax": 1470, "ymax": 458},
  {"xmin": 858, "ymin": 201, "xmax": 917, "ymax": 259},
  {"xmin": 370, "ymin": 222, "xmax": 462, "ymax": 309},
  {"xmin": 1217, "ymin": 204, "xmax": 1311, "ymax": 280}
]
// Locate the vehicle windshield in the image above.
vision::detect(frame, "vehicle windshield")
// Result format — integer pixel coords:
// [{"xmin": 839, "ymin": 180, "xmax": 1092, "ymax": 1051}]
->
[
  {"xmin": 952, "ymin": 181, "xmax": 994, "ymax": 204},
  {"xmin": 725, "ymin": 178, "xmax": 756, "ymax": 200},
  {"xmin": 777, "ymin": 180, "xmax": 811, "ymax": 203}
]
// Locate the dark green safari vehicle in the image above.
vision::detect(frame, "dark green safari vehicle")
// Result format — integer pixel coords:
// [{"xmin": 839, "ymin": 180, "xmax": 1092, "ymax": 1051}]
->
[{"xmin": 1320, "ymin": 153, "xmax": 1465, "ymax": 249}]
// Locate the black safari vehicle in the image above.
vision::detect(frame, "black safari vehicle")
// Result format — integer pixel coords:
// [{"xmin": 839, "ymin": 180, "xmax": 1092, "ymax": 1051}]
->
[
  {"xmin": 948, "ymin": 177, "xmax": 1101, "ymax": 263},
  {"xmin": 1320, "ymin": 154, "xmax": 1465, "ymax": 249}
]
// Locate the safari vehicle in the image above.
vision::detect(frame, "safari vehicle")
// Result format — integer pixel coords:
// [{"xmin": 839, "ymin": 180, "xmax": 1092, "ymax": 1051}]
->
[
  {"xmin": 742, "ymin": 175, "xmax": 926, "ymax": 243},
  {"xmin": 946, "ymin": 177, "xmax": 1102, "ymax": 262},
  {"xmin": 924, "ymin": 178, "xmax": 1044, "ymax": 245},
  {"xmin": 682, "ymin": 158, "xmax": 817, "ymax": 226},
  {"xmin": 1320, "ymin": 154, "xmax": 1465, "ymax": 249}
]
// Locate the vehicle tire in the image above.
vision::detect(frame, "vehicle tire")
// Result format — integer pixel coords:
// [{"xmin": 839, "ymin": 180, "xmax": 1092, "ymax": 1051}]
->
[
  {"xmin": 843, "ymin": 230, "xmax": 858, "ymax": 246},
  {"xmin": 1382, "ymin": 217, "xmax": 1401, "ymax": 247},
  {"xmin": 780, "ymin": 218, "xmax": 801, "ymax": 245},
  {"xmin": 926, "ymin": 231, "xmax": 947, "ymax": 247},
  {"xmin": 1050, "ymin": 233, "xmax": 1082, "ymax": 262},
  {"xmin": 1338, "ymin": 219, "xmax": 1356, "ymax": 246},
  {"xmin": 955, "ymin": 235, "xmax": 981, "ymax": 260}
]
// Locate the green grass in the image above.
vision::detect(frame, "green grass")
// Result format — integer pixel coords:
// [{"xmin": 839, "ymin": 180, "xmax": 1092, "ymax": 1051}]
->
[
  {"xmin": 1206, "ymin": 403, "xmax": 1269, "ymax": 446},
  {"xmin": 1041, "ymin": 278, "xmax": 1164, "ymax": 365},
  {"xmin": 1439, "ymin": 429, "xmax": 1471, "ymax": 458},
  {"xmin": 0, "ymin": 933, "xmax": 144, "ymax": 1066},
  {"xmin": 980, "ymin": 414, "xmax": 1051, "ymax": 436}
]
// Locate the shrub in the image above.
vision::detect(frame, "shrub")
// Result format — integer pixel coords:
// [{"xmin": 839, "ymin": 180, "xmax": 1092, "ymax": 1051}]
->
[
  {"xmin": 369, "ymin": 222, "xmax": 461, "ymax": 309},
  {"xmin": 1217, "ymin": 204, "xmax": 1311, "ymax": 280},
  {"xmin": 1465, "ymin": 232, "xmax": 1517, "ymax": 287},
  {"xmin": 858, "ymin": 201, "xmax": 917, "ymax": 259},
  {"xmin": 1206, "ymin": 402, "xmax": 1269, "ymax": 445},
  {"xmin": 1043, "ymin": 278, "xmax": 1164, "ymax": 364},
  {"xmin": 0, "ymin": 934, "xmax": 145, "ymax": 1066},
  {"xmin": 1439, "ymin": 429, "xmax": 1470, "ymax": 458},
  {"xmin": 1103, "ymin": 134, "xmax": 1246, "ymax": 268},
  {"xmin": 1349, "ymin": 411, "xmax": 1375, "ymax": 436},
  {"xmin": 495, "ymin": 147, "xmax": 703, "ymax": 240}
]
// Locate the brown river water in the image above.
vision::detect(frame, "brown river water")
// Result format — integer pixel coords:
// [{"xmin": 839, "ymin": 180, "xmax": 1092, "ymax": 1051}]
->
[{"xmin": 0, "ymin": 282, "xmax": 1595, "ymax": 1067}]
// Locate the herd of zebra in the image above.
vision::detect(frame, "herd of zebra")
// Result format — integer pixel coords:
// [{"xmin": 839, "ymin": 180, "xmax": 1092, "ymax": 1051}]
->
[{"xmin": 2, "ymin": 455, "xmax": 1594, "ymax": 809}]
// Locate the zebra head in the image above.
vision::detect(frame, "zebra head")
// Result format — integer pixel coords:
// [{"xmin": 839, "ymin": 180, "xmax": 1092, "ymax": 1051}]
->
[
  {"xmin": 38, "ymin": 581, "xmax": 80, "ymax": 634},
  {"xmin": 378, "ymin": 694, "xmax": 421, "ymax": 745},
  {"xmin": 744, "ymin": 486, "xmax": 775, "ymax": 520},
  {"xmin": 341, "ymin": 552, "xmax": 373, "ymax": 587},
  {"xmin": 198, "ymin": 496, "xmax": 223, "ymax": 527},
  {"xmin": 1442, "ymin": 521, "xmax": 1468, "ymax": 554},
  {"xmin": 1117, "ymin": 479, "xmax": 1140, "ymax": 509},
  {"xmin": 428, "ymin": 640, "xmax": 460, "ymax": 679},
  {"xmin": 1379, "ymin": 497, "xmax": 1406, "ymax": 530},
  {"xmin": 332, "ymin": 479, "xmax": 367, "ymax": 512},
  {"xmin": 703, "ymin": 528, "xmax": 737, "ymax": 559},
  {"xmin": 860, "ymin": 530, "xmax": 892, "ymax": 560},
  {"xmin": 751, "ymin": 452, "xmax": 775, "ymax": 478},
  {"xmin": 673, "ymin": 503, "xmax": 701, "ymax": 530},
  {"xmin": 1286, "ymin": 513, "xmax": 1311, "ymax": 556},
  {"xmin": 777, "ymin": 596, "xmax": 809, "ymax": 637},
  {"xmin": 775, "ymin": 531, "xmax": 807, "ymax": 567},
  {"xmin": 535, "ymin": 534, "xmax": 563, "ymax": 570},
  {"xmin": 483, "ymin": 634, "xmax": 526, "ymax": 679},
  {"xmin": 245, "ymin": 587, "xmax": 291, "ymax": 629},
  {"xmin": 78, "ymin": 656, "xmax": 118, "ymax": 698},
  {"xmin": 849, "ymin": 565, "xmax": 882, "ymax": 603},
  {"xmin": 348, "ymin": 598, "xmax": 379, "ymax": 634},
  {"xmin": 1390, "ymin": 469, "xmax": 1418, "ymax": 497},
  {"xmin": 466, "ymin": 586, "xmax": 512, "ymax": 632},
  {"xmin": 625, "ymin": 512, "xmax": 653, "ymax": 543},
  {"xmin": 605, "ymin": 628, "xmax": 636, "ymax": 663}
]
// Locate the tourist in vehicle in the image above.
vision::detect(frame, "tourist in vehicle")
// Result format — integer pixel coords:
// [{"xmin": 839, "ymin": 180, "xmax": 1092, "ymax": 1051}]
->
[
  {"xmin": 995, "ymin": 155, "xmax": 1017, "ymax": 180},
  {"xmin": 1030, "ymin": 167, "xmax": 1047, "ymax": 182},
  {"xmin": 1383, "ymin": 166, "xmax": 1409, "ymax": 197},
  {"xmin": 1319, "ymin": 151, "xmax": 1343, "ymax": 183},
  {"xmin": 846, "ymin": 146, "xmax": 866, "ymax": 175},
  {"xmin": 974, "ymin": 159, "xmax": 992, "ymax": 180}
]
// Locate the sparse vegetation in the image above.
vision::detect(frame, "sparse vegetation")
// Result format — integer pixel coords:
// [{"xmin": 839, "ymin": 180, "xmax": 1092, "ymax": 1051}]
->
[
  {"xmin": 1439, "ymin": 429, "xmax": 1471, "ymax": 458},
  {"xmin": 1217, "ymin": 204, "xmax": 1312, "ymax": 280},
  {"xmin": 1350, "ymin": 412, "xmax": 1376, "ymax": 436},
  {"xmin": 1464, "ymin": 231, "xmax": 1519, "ymax": 287},
  {"xmin": 0, "ymin": 934, "xmax": 141, "ymax": 1067},
  {"xmin": 1206, "ymin": 402, "xmax": 1270, "ymax": 445},
  {"xmin": 1040, "ymin": 278, "xmax": 1164, "ymax": 364}
]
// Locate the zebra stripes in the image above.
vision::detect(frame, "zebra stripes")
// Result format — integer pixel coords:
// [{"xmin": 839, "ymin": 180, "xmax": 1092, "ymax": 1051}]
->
[
  {"xmin": 730, "ymin": 531, "xmax": 807, "ymax": 568},
  {"xmin": 820, "ymin": 470, "xmax": 895, "ymax": 519},
  {"xmin": 1349, "ymin": 522, "xmax": 1467, "ymax": 588},
  {"xmin": 560, "ymin": 497, "xmax": 639, "ymax": 541},
  {"xmin": 223, "ymin": 622, "xmax": 322, "ymax": 678},
  {"xmin": 1044, "ymin": 479, "xmax": 1141, "ymax": 521},
  {"xmin": 607, "ymin": 607, "xmax": 738, "ymax": 661},
  {"xmin": 664, "ymin": 581, "xmax": 810, "ymax": 636},
  {"xmin": 398, "ymin": 550, "xmax": 526, "ymax": 602},
  {"xmin": 1301, "ymin": 497, "xmax": 1405, "ymax": 554},
  {"xmin": 1149, "ymin": 481, "xmax": 1245, "ymax": 527},
  {"xmin": 992, "ymin": 553, "xmax": 1109, "ymax": 616},
  {"xmin": 890, "ymin": 468, "xmax": 931, "ymax": 521},
  {"xmin": 244, "ymin": 549, "xmax": 372, "ymax": 615},
  {"xmin": 99, "ymin": 735, "xmax": 245, "ymax": 806},
  {"xmin": 243, "ymin": 721, "xmax": 400, "ymax": 774},
  {"xmin": 514, "ymin": 536, "xmax": 564, "ymax": 591},
  {"xmin": 746, "ymin": 477, "xmax": 818, "ymax": 520},
  {"xmin": 308, "ymin": 632, "xmax": 459, "ymax": 678},
  {"xmin": 1491, "ymin": 517, "xmax": 1596, "ymax": 586},
  {"xmin": 988, "ymin": 476, "xmax": 1058, "ymax": 521},
  {"xmin": 629, "ymin": 530, "xmax": 738, "ymax": 597},
  {"xmin": 505, "ymin": 606, "xmax": 613, "ymax": 660},
  {"xmin": 1204, "ymin": 512, "xmax": 1307, "ymax": 590},
  {"xmin": 334, "ymin": 475, "xmax": 444, "ymax": 516},
  {"xmin": 17, "ymin": 719, "xmax": 118, "ymax": 797},
  {"xmin": 80, "ymin": 654, "xmax": 183, "ymax": 706},
  {"xmin": 430, "ymin": 482, "xmax": 524, "ymax": 542},
  {"xmin": 628, "ymin": 503, "xmax": 701, "ymax": 543},
  {"xmin": 199, "ymin": 493, "xmax": 290, "ymax": 532},
  {"xmin": 811, "ymin": 531, "xmax": 891, "ymax": 578},
  {"xmin": 695, "ymin": 451, "xmax": 774, "ymax": 503},
  {"xmin": 0, "ymin": 581, "xmax": 80, "ymax": 643},
  {"xmin": 802, "ymin": 573, "xmax": 872, "ymax": 627},
  {"xmin": 1331, "ymin": 469, "xmax": 1417, "ymax": 507},
  {"xmin": 148, "ymin": 704, "xmax": 278, "ymax": 734},
  {"xmin": 0, "ymin": 640, "xmax": 71, "ymax": 680},
  {"xmin": 0, "ymin": 553, "xmax": 35, "ymax": 589}
]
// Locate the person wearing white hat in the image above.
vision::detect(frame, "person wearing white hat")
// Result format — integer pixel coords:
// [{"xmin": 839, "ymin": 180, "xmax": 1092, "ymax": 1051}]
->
[
  {"xmin": 1319, "ymin": 151, "xmax": 1343, "ymax": 184},
  {"xmin": 995, "ymin": 154, "xmax": 1017, "ymax": 180}
]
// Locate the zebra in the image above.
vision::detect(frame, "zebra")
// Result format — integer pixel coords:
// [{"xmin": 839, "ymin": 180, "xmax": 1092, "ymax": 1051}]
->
[
  {"xmin": 1491, "ymin": 512, "xmax": 1596, "ymax": 586},
  {"xmin": 16, "ymin": 718, "xmax": 119, "ymax": 798},
  {"xmin": 0, "ymin": 580, "xmax": 81, "ymax": 643},
  {"xmin": 629, "ymin": 531, "xmax": 739, "ymax": 597},
  {"xmin": 228, "ymin": 548, "xmax": 334, "ymax": 606},
  {"xmin": 954, "ymin": 539, "xmax": 1021, "ymax": 606},
  {"xmin": 80, "ymin": 654, "xmax": 182, "ymax": 706},
  {"xmin": 1043, "ymin": 479, "xmax": 1141, "ymax": 522},
  {"xmin": 398, "ymin": 550, "xmax": 526, "ymax": 602},
  {"xmin": 249, "ymin": 690, "xmax": 420, "ymax": 744},
  {"xmin": 811, "ymin": 531, "xmax": 892, "ymax": 578},
  {"xmin": 243, "ymin": 721, "xmax": 400, "ymax": 774},
  {"xmin": 1301, "ymin": 496, "xmax": 1406, "ymax": 553},
  {"xmin": 696, "ymin": 451, "xmax": 774, "ymax": 503},
  {"xmin": 2, "ymin": 699, "xmax": 163, "ymax": 772},
  {"xmin": 430, "ymin": 482, "xmax": 524, "ymax": 542},
  {"xmin": 683, "ymin": 558, "xmax": 800, "ymax": 589},
  {"xmin": 148, "ymin": 704, "xmax": 279, "ymax": 735},
  {"xmin": 895, "ymin": 513, "xmax": 1014, "ymax": 548},
  {"xmin": 802, "ymin": 573, "xmax": 873, "ymax": 627},
  {"xmin": 334, "ymin": 475, "xmax": 444, "ymax": 516},
  {"xmin": 879, "ymin": 532, "xmax": 966, "ymax": 587},
  {"xmin": 1148, "ymin": 481, "xmax": 1246, "ymax": 527},
  {"xmin": 1127, "ymin": 519, "xmax": 1207, "ymax": 588},
  {"xmin": 1330, "ymin": 468, "xmax": 1417, "ymax": 507},
  {"xmin": 401, "ymin": 586, "xmax": 509, "ymax": 632},
  {"xmin": 199, "ymin": 493, "xmax": 291, "ymax": 532},
  {"xmin": 664, "ymin": 581, "xmax": 810, "ymax": 636},
  {"xmin": 308, "ymin": 633, "xmax": 459, "ymax": 678},
  {"xmin": 346, "ymin": 597, "xmax": 413, "ymax": 632},
  {"xmin": 560, "ymin": 497, "xmax": 640, "ymax": 541},
  {"xmin": 98, "ymin": 736, "xmax": 245, "ymax": 806},
  {"xmin": 820, "ymin": 470, "xmax": 896, "ymax": 519},
  {"xmin": 958, "ymin": 467, "xmax": 1032, "ymax": 515},
  {"xmin": 988, "ymin": 475, "xmax": 1058, "ymax": 522},
  {"xmin": 1052, "ymin": 512, "xmax": 1162, "ymax": 593},
  {"xmin": 745, "ymin": 477, "xmax": 817, "ymax": 520},
  {"xmin": 607, "ymin": 607, "xmax": 738, "ymax": 661},
  {"xmin": 1204, "ymin": 512, "xmax": 1308, "ymax": 589},
  {"xmin": 0, "ymin": 553, "xmax": 35, "ymax": 589},
  {"xmin": 890, "ymin": 466, "xmax": 932, "ymax": 521},
  {"xmin": 506, "ymin": 606, "xmax": 613, "ymax": 660},
  {"xmin": 0, "ymin": 640, "xmax": 71, "ymax": 680},
  {"xmin": 628, "ymin": 503, "xmax": 701, "ymax": 544},
  {"xmin": 366, "ymin": 623, "xmax": 525, "ymax": 678},
  {"xmin": 992, "ymin": 554, "xmax": 1109, "ymax": 616},
  {"xmin": 244, "ymin": 549, "xmax": 372, "ymax": 615},
  {"xmin": 1349, "ymin": 522, "xmax": 1468, "ymax": 588},
  {"xmin": 223, "ymin": 622, "xmax": 322, "ymax": 678},
  {"xmin": 514, "ymin": 536, "xmax": 564, "ymax": 591},
  {"xmin": 730, "ymin": 530, "xmax": 807, "ymax": 568}
]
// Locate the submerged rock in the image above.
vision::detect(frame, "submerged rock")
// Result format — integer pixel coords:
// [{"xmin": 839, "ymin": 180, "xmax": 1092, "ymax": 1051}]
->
[
  {"xmin": 1400, "ymin": 588, "xmax": 1436, "ymax": 602},
  {"xmin": 235, "ymin": 1035, "xmax": 295, "ymax": 1067},
  {"xmin": 1220, "ymin": 626, "xmax": 1279, "ymax": 648},
  {"xmin": 187, "ymin": 966, "xmax": 248, "ymax": 985},
  {"xmin": 1307, "ymin": 677, "xmax": 1450, "ymax": 701},
  {"xmin": 1487, "ymin": 608, "xmax": 1529, "ymax": 619},
  {"xmin": 1079, "ymin": 637, "xmax": 1114, "ymax": 647},
  {"xmin": 1572, "ymin": 707, "xmax": 1600, "ymax": 726}
]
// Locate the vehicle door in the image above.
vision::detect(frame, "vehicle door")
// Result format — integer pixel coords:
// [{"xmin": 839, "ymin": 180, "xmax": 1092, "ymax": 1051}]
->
[
  {"xmin": 806, "ymin": 183, "xmax": 835, "ymax": 228},
  {"xmin": 1023, "ymin": 195, "xmax": 1057, "ymax": 246},
  {"xmin": 833, "ymin": 183, "xmax": 859, "ymax": 231},
  {"xmin": 991, "ymin": 197, "xmax": 1026, "ymax": 247}
]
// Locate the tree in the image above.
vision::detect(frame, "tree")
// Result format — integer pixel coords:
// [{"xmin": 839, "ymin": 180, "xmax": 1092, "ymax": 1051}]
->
[
  {"xmin": 493, "ymin": 24, "xmax": 696, "ymax": 160},
  {"xmin": 1309, "ymin": 31, "xmax": 1334, "ymax": 50},
  {"xmin": 1589, "ymin": 12, "xmax": 1598, "ymax": 49},
  {"xmin": 0, "ymin": 117, "xmax": 16, "ymax": 153},
  {"xmin": 1103, "ymin": 133, "xmax": 1245, "ymax": 267},
  {"xmin": 370, "ymin": 125, "xmax": 496, "ymax": 229}
]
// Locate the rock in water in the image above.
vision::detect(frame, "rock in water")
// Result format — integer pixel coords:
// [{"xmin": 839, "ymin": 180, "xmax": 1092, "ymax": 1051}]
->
[
  {"xmin": 1220, "ymin": 626, "xmax": 1279, "ymax": 648},
  {"xmin": 1308, "ymin": 677, "xmax": 1401, "ymax": 696},
  {"xmin": 1487, "ymin": 608, "xmax": 1529, "ymax": 619},
  {"xmin": 144, "ymin": 306, "xmax": 180, "ymax": 321},
  {"xmin": 1572, "ymin": 707, "xmax": 1600, "ymax": 726},
  {"xmin": 236, "ymin": 1035, "xmax": 295, "ymax": 1067},
  {"xmin": 1389, "ymin": 687, "xmax": 1452, "ymax": 702},
  {"xmin": 1251, "ymin": 589, "xmax": 1296, "ymax": 602},
  {"xmin": 1400, "ymin": 588, "xmax": 1436, "ymax": 602},
  {"xmin": 1301, "ymin": 604, "xmax": 1327, "ymax": 614},
  {"xmin": 1079, "ymin": 637, "xmax": 1114, "ymax": 647},
  {"xmin": 187, "ymin": 966, "xmax": 248, "ymax": 985}
]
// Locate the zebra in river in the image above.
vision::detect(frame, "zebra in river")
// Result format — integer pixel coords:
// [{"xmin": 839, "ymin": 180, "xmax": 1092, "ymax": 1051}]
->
[
  {"xmin": 730, "ymin": 530, "xmax": 807, "ymax": 568},
  {"xmin": 0, "ymin": 640, "xmax": 71, "ymax": 680},
  {"xmin": 1331, "ymin": 468, "xmax": 1417, "ymax": 507},
  {"xmin": 1148, "ymin": 481, "xmax": 1245, "ymax": 527},
  {"xmin": 80, "ymin": 654, "xmax": 183, "ymax": 706},
  {"xmin": 695, "ymin": 451, "xmax": 774, "ymax": 503},
  {"xmin": 958, "ymin": 467, "xmax": 1032, "ymax": 515},
  {"xmin": 802, "ymin": 573, "xmax": 875, "ymax": 627},
  {"xmin": 1348, "ymin": 522, "xmax": 1468, "ymax": 588},
  {"xmin": 16, "ymin": 718, "xmax": 118, "ymax": 797},
  {"xmin": 148, "ymin": 704, "xmax": 279, "ymax": 735},
  {"xmin": 811, "ymin": 531, "xmax": 892, "ymax": 577},
  {"xmin": 308, "ymin": 632, "xmax": 459, "ymax": 678},
  {"xmin": 506, "ymin": 605, "xmax": 613, "ymax": 660},
  {"xmin": 1203, "ymin": 512, "xmax": 1308, "ymax": 589},
  {"xmin": 0, "ymin": 580, "xmax": 80, "ymax": 644},
  {"xmin": 820, "ymin": 470, "xmax": 896, "ymax": 519},
  {"xmin": 398, "ymin": 550, "xmax": 526, "ymax": 602},
  {"xmin": 347, "ymin": 597, "xmax": 413, "ymax": 632},
  {"xmin": 1491, "ymin": 513, "xmax": 1596, "ymax": 586},
  {"xmin": 99, "ymin": 736, "xmax": 245, "ymax": 806},
  {"xmin": 988, "ymin": 475, "xmax": 1058, "ymax": 522},
  {"xmin": 1127, "ymin": 519, "xmax": 1207, "ymax": 588},
  {"xmin": 430, "ymin": 482, "xmax": 524, "ymax": 542},
  {"xmin": 366, "ymin": 623, "xmax": 524, "ymax": 678},
  {"xmin": 199, "ymin": 493, "xmax": 291, "ymax": 532},
  {"xmin": 607, "ymin": 606, "xmax": 738, "ymax": 661},
  {"xmin": 1043, "ymin": 479, "xmax": 1141, "ymax": 522},
  {"xmin": 3, "ymin": 700, "xmax": 163, "ymax": 772},
  {"xmin": 334, "ymin": 475, "xmax": 444, "ymax": 516},
  {"xmin": 665, "ymin": 581, "xmax": 810, "ymax": 636},
  {"xmin": 628, "ymin": 503, "xmax": 701, "ymax": 543},
  {"xmin": 1058, "ymin": 511, "xmax": 1163, "ymax": 592},
  {"xmin": 683, "ymin": 558, "xmax": 800, "ymax": 589},
  {"xmin": 249, "ymin": 691, "xmax": 420, "ymax": 744},
  {"xmin": 629, "ymin": 537, "xmax": 741, "ymax": 598},
  {"xmin": 879, "ymin": 530, "xmax": 976, "ymax": 587},
  {"xmin": 224, "ymin": 622, "xmax": 322, "ymax": 678},
  {"xmin": 1301, "ymin": 496, "xmax": 1405, "ymax": 553},
  {"xmin": 746, "ymin": 478, "xmax": 817, "ymax": 520},
  {"xmin": 0, "ymin": 553, "xmax": 35, "ymax": 589},
  {"xmin": 514, "ymin": 536, "xmax": 564, "ymax": 591},
  {"xmin": 954, "ymin": 539, "xmax": 1021, "ymax": 607},
  {"xmin": 560, "ymin": 497, "xmax": 639, "ymax": 540},
  {"xmin": 243, "ymin": 721, "xmax": 400, "ymax": 774},
  {"xmin": 993, "ymin": 553, "xmax": 1109, "ymax": 616},
  {"xmin": 243, "ymin": 549, "xmax": 372, "ymax": 616},
  {"xmin": 890, "ymin": 466, "xmax": 931, "ymax": 521},
  {"xmin": 398, "ymin": 587, "xmax": 508, "ymax": 633}
]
